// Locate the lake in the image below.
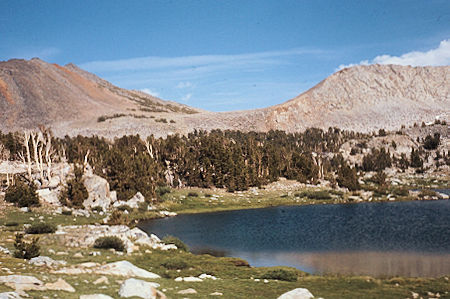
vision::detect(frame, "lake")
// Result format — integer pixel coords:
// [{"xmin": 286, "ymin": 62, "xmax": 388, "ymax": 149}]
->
[{"xmin": 140, "ymin": 198, "xmax": 450, "ymax": 277}]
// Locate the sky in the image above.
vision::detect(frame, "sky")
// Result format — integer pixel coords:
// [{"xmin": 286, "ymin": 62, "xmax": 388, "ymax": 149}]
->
[{"xmin": 1, "ymin": 0, "xmax": 449, "ymax": 111}]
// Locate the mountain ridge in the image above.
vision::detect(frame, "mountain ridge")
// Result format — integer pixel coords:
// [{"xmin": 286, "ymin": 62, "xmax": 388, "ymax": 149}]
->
[{"xmin": 0, "ymin": 58, "xmax": 448, "ymax": 137}]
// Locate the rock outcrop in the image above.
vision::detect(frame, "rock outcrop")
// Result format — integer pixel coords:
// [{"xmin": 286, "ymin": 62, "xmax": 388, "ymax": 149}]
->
[
  {"xmin": 118, "ymin": 278, "xmax": 165, "ymax": 299},
  {"xmin": 277, "ymin": 288, "xmax": 315, "ymax": 299},
  {"xmin": 55, "ymin": 225, "xmax": 176, "ymax": 253},
  {"xmin": 82, "ymin": 173, "xmax": 117, "ymax": 210},
  {"xmin": 52, "ymin": 260, "xmax": 161, "ymax": 279},
  {"xmin": 113, "ymin": 192, "xmax": 145, "ymax": 209}
]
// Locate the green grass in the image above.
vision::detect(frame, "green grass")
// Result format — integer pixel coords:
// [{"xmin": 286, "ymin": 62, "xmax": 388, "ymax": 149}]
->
[{"xmin": 1, "ymin": 181, "xmax": 448, "ymax": 298}]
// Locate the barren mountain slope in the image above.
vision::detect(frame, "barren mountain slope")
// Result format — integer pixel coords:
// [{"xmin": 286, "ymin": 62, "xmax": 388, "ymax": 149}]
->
[
  {"xmin": 1, "ymin": 59, "xmax": 448, "ymax": 138},
  {"xmin": 262, "ymin": 64, "xmax": 449, "ymax": 133},
  {"xmin": 0, "ymin": 58, "xmax": 200, "ymax": 133}
]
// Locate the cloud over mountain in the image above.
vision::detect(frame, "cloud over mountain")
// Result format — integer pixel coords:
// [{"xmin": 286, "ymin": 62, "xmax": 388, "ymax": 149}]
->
[{"xmin": 338, "ymin": 40, "xmax": 450, "ymax": 70}]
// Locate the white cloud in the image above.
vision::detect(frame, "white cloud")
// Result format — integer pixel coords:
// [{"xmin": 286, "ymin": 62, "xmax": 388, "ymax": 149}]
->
[
  {"xmin": 181, "ymin": 93, "xmax": 192, "ymax": 102},
  {"xmin": 140, "ymin": 88, "xmax": 159, "ymax": 97},
  {"xmin": 80, "ymin": 48, "xmax": 326, "ymax": 73},
  {"xmin": 337, "ymin": 39, "xmax": 450, "ymax": 70},
  {"xmin": 176, "ymin": 81, "xmax": 193, "ymax": 89}
]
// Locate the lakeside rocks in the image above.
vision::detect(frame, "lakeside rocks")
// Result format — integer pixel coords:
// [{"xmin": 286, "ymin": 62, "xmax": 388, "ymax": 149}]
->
[
  {"xmin": 28, "ymin": 256, "xmax": 67, "ymax": 267},
  {"xmin": 113, "ymin": 192, "xmax": 145, "ymax": 209},
  {"xmin": 118, "ymin": 278, "xmax": 165, "ymax": 299},
  {"xmin": 55, "ymin": 225, "xmax": 176, "ymax": 253},
  {"xmin": 0, "ymin": 292, "xmax": 22, "ymax": 299},
  {"xmin": 278, "ymin": 288, "xmax": 314, "ymax": 299},
  {"xmin": 44, "ymin": 278, "xmax": 75, "ymax": 292},
  {"xmin": 53, "ymin": 260, "xmax": 161, "ymax": 279},
  {"xmin": 0, "ymin": 275, "xmax": 45, "ymax": 294},
  {"xmin": 177, "ymin": 288, "xmax": 197, "ymax": 294},
  {"xmin": 96, "ymin": 261, "xmax": 161, "ymax": 279},
  {"xmin": 174, "ymin": 274, "xmax": 216, "ymax": 282}
]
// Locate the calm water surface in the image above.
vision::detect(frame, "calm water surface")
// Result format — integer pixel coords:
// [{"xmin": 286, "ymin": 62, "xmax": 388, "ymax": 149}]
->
[{"xmin": 140, "ymin": 199, "xmax": 450, "ymax": 277}]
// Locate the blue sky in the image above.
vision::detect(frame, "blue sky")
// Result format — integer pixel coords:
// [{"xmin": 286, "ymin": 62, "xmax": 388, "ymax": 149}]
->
[{"xmin": 1, "ymin": 1, "xmax": 449, "ymax": 111}]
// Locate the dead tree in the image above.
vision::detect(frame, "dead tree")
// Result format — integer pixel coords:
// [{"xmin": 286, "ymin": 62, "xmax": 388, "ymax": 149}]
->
[
  {"xmin": 44, "ymin": 132, "xmax": 54, "ymax": 181},
  {"xmin": 20, "ymin": 131, "xmax": 33, "ymax": 181},
  {"xmin": 144, "ymin": 140, "xmax": 154, "ymax": 159}
]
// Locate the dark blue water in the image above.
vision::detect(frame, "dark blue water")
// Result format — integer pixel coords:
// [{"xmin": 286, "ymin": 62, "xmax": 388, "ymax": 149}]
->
[{"xmin": 140, "ymin": 199, "xmax": 450, "ymax": 276}]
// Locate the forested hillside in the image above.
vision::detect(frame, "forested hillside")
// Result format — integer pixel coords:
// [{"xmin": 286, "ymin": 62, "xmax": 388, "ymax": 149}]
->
[{"xmin": 2, "ymin": 127, "xmax": 447, "ymax": 202}]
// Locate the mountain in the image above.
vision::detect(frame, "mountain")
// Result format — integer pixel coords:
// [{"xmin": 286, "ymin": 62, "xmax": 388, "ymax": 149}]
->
[
  {"xmin": 0, "ymin": 58, "xmax": 448, "ymax": 138},
  {"xmin": 0, "ymin": 58, "xmax": 199, "ymax": 134},
  {"xmin": 263, "ymin": 64, "xmax": 449, "ymax": 133}
]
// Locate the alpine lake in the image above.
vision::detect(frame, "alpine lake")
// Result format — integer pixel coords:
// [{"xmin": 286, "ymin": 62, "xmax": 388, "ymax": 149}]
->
[{"xmin": 140, "ymin": 190, "xmax": 450, "ymax": 278}]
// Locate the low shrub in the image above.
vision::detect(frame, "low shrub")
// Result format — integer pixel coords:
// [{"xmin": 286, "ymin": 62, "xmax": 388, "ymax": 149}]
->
[
  {"xmin": 229, "ymin": 258, "xmax": 250, "ymax": 267},
  {"xmin": 138, "ymin": 202, "xmax": 148, "ymax": 212},
  {"xmin": 107, "ymin": 210, "xmax": 130, "ymax": 225},
  {"xmin": 162, "ymin": 235, "xmax": 189, "ymax": 252},
  {"xmin": 117, "ymin": 205, "xmax": 131, "ymax": 212},
  {"xmin": 5, "ymin": 181, "xmax": 40, "ymax": 207},
  {"xmin": 156, "ymin": 186, "xmax": 171, "ymax": 197},
  {"xmin": 295, "ymin": 190, "xmax": 332, "ymax": 200},
  {"xmin": 392, "ymin": 187, "xmax": 409, "ymax": 197},
  {"xmin": 61, "ymin": 210, "xmax": 72, "ymax": 216},
  {"xmin": 14, "ymin": 233, "xmax": 40, "ymax": 259},
  {"xmin": 5, "ymin": 222, "xmax": 19, "ymax": 227},
  {"xmin": 59, "ymin": 166, "xmax": 88, "ymax": 208},
  {"xmin": 161, "ymin": 258, "xmax": 188, "ymax": 270},
  {"xmin": 97, "ymin": 116, "xmax": 106, "ymax": 122},
  {"xmin": 418, "ymin": 189, "xmax": 439, "ymax": 198},
  {"xmin": 25, "ymin": 223, "xmax": 56, "ymax": 234},
  {"xmin": 261, "ymin": 269, "xmax": 298, "ymax": 282},
  {"xmin": 187, "ymin": 191, "xmax": 198, "ymax": 197},
  {"xmin": 91, "ymin": 206, "xmax": 103, "ymax": 213},
  {"xmin": 93, "ymin": 236, "xmax": 125, "ymax": 252}
]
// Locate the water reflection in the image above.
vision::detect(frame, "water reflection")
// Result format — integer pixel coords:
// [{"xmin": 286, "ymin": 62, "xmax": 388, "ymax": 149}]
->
[
  {"xmin": 140, "ymin": 199, "xmax": 450, "ymax": 277},
  {"xmin": 234, "ymin": 251, "xmax": 450, "ymax": 277}
]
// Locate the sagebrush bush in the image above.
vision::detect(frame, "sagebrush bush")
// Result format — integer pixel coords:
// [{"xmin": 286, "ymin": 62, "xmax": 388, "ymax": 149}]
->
[
  {"xmin": 162, "ymin": 235, "xmax": 189, "ymax": 252},
  {"xmin": 5, "ymin": 181, "xmax": 39, "ymax": 207},
  {"xmin": 161, "ymin": 258, "xmax": 188, "ymax": 270},
  {"xmin": 25, "ymin": 223, "xmax": 56, "ymax": 234},
  {"xmin": 14, "ymin": 233, "xmax": 40, "ymax": 259},
  {"xmin": 261, "ymin": 269, "xmax": 298, "ymax": 282},
  {"xmin": 93, "ymin": 236, "xmax": 125, "ymax": 252}
]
